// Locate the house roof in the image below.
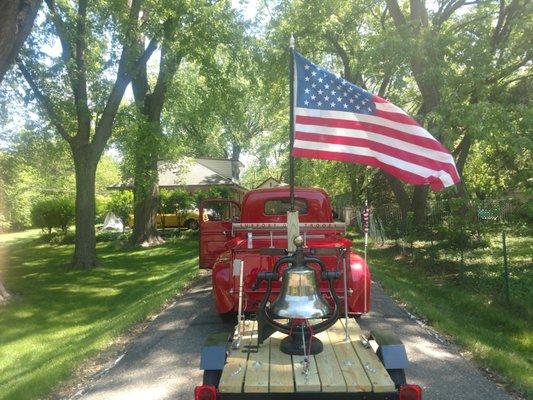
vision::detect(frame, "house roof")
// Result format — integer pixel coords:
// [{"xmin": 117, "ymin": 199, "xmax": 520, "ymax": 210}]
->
[
  {"xmin": 158, "ymin": 160, "xmax": 232, "ymax": 186},
  {"xmin": 108, "ymin": 158, "xmax": 246, "ymax": 191},
  {"xmin": 255, "ymin": 176, "xmax": 287, "ymax": 189}
]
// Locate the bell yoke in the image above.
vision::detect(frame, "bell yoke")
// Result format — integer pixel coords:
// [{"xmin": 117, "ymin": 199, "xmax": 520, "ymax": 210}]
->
[{"xmin": 253, "ymin": 235, "xmax": 342, "ymax": 355}]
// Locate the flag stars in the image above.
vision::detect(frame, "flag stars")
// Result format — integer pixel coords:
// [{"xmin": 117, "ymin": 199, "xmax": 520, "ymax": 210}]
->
[{"xmin": 297, "ymin": 56, "xmax": 378, "ymax": 115}]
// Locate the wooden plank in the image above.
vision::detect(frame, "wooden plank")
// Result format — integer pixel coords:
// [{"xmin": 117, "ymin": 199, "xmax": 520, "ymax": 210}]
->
[
  {"xmin": 327, "ymin": 320, "xmax": 372, "ymax": 392},
  {"xmin": 269, "ymin": 331, "xmax": 295, "ymax": 392},
  {"xmin": 244, "ymin": 325, "xmax": 270, "ymax": 393},
  {"xmin": 293, "ymin": 355, "xmax": 321, "ymax": 392},
  {"xmin": 344, "ymin": 319, "xmax": 396, "ymax": 393},
  {"xmin": 314, "ymin": 330, "xmax": 347, "ymax": 392},
  {"xmin": 219, "ymin": 321, "xmax": 255, "ymax": 393}
]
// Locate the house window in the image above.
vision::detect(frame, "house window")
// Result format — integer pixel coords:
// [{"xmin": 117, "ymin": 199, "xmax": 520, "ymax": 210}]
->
[{"xmin": 264, "ymin": 198, "xmax": 308, "ymax": 215}]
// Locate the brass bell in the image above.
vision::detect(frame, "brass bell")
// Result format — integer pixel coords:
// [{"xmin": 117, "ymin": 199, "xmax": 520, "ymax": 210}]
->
[{"xmin": 270, "ymin": 236, "xmax": 330, "ymax": 319}]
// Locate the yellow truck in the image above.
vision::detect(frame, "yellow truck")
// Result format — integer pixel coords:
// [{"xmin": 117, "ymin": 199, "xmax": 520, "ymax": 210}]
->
[{"xmin": 128, "ymin": 210, "xmax": 199, "ymax": 230}]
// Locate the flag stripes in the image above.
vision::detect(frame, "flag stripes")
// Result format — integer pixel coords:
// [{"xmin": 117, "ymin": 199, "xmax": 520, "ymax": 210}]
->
[{"xmin": 292, "ymin": 51, "xmax": 460, "ymax": 191}]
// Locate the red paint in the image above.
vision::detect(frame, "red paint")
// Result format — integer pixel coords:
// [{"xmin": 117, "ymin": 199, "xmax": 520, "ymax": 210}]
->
[
  {"xmin": 399, "ymin": 384, "xmax": 423, "ymax": 400},
  {"xmin": 194, "ymin": 385, "xmax": 217, "ymax": 400},
  {"xmin": 199, "ymin": 199, "xmax": 240, "ymax": 269},
  {"xmin": 201, "ymin": 187, "xmax": 371, "ymax": 316}
]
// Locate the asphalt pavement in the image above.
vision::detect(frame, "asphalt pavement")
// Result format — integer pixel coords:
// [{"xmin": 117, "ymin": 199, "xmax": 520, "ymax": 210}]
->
[{"xmin": 73, "ymin": 275, "xmax": 513, "ymax": 400}]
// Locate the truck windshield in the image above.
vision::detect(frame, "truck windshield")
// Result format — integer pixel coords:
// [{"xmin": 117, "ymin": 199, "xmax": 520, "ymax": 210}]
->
[{"xmin": 264, "ymin": 198, "xmax": 308, "ymax": 215}]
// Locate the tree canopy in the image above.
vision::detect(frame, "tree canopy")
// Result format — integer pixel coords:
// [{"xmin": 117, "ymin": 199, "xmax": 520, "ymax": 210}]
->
[{"xmin": 0, "ymin": 0, "xmax": 530, "ymax": 262}]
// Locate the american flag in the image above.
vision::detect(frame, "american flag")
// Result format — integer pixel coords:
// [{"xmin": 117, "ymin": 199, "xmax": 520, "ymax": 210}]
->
[{"xmin": 292, "ymin": 52, "xmax": 460, "ymax": 191}]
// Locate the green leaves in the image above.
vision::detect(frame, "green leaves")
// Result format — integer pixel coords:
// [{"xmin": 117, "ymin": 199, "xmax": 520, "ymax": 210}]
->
[{"xmin": 31, "ymin": 196, "xmax": 75, "ymax": 234}]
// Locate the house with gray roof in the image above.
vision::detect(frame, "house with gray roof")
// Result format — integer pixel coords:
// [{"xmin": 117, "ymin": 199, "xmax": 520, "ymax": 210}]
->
[{"xmin": 109, "ymin": 158, "xmax": 247, "ymax": 202}]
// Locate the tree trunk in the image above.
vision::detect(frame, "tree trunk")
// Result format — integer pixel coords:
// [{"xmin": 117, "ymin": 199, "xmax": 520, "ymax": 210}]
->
[
  {"xmin": 453, "ymin": 133, "xmax": 473, "ymax": 199},
  {"xmin": 0, "ymin": 280, "xmax": 10, "ymax": 303},
  {"xmin": 385, "ymin": 174, "xmax": 410, "ymax": 228},
  {"xmin": 130, "ymin": 36, "xmax": 182, "ymax": 245},
  {"xmin": 0, "ymin": 0, "xmax": 41, "ymax": 83},
  {"xmin": 0, "ymin": 245, "xmax": 10, "ymax": 302},
  {"xmin": 130, "ymin": 124, "xmax": 163, "ymax": 246},
  {"xmin": 71, "ymin": 149, "xmax": 98, "ymax": 268},
  {"xmin": 131, "ymin": 182, "xmax": 162, "ymax": 245},
  {"xmin": 411, "ymin": 185, "xmax": 428, "ymax": 226}
]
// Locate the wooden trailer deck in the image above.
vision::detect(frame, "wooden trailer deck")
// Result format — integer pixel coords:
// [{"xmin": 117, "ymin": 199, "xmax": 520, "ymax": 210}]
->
[{"xmin": 218, "ymin": 318, "xmax": 396, "ymax": 395}]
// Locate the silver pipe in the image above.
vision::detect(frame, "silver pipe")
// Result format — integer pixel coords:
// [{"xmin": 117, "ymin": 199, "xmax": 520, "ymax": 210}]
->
[
  {"xmin": 232, "ymin": 259, "xmax": 245, "ymax": 349},
  {"xmin": 343, "ymin": 250, "xmax": 349, "ymax": 341}
]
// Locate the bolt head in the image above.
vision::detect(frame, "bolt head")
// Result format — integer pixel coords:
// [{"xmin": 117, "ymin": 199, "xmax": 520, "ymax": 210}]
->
[{"xmin": 294, "ymin": 235, "xmax": 304, "ymax": 247}]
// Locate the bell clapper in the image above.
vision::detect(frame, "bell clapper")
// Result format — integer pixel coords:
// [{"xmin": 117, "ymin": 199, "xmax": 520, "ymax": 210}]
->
[{"xmin": 301, "ymin": 324, "xmax": 310, "ymax": 379}]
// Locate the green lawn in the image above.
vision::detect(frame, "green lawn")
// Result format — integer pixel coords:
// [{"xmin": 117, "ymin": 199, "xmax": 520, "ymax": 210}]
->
[
  {"xmin": 355, "ymin": 232, "xmax": 532, "ymax": 397},
  {"xmin": 0, "ymin": 229, "xmax": 200, "ymax": 400}
]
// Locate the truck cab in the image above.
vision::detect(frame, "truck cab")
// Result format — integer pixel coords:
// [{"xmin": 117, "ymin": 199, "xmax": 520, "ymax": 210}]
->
[{"xmin": 199, "ymin": 187, "xmax": 371, "ymax": 318}]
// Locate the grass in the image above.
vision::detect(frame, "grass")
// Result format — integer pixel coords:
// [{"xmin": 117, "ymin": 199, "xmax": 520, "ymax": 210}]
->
[
  {"xmin": 354, "ymin": 230, "xmax": 532, "ymax": 397},
  {"xmin": 0, "ymin": 229, "xmax": 200, "ymax": 400}
]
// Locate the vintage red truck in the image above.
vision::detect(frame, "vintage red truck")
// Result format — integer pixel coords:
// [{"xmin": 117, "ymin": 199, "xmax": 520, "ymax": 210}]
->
[
  {"xmin": 199, "ymin": 187, "xmax": 370, "ymax": 319},
  {"xmin": 195, "ymin": 187, "xmax": 421, "ymax": 400}
]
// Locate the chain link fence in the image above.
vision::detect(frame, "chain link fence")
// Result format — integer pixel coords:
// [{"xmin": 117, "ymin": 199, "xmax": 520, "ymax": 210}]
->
[{"xmin": 337, "ymin": 196, "xmax": 532, "ymax": 306}]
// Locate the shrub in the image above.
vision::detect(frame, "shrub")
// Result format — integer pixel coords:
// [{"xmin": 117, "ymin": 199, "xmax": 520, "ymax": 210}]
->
[
  {"xmin": 31, "ymin": 197, "xmax": 75, "ymax": 234},
  {"xmin": 95, "ymin": 195, "xmax": 110, "ymax": 224},
  {"xmin": 0, "ymin": 213, "xmax": 11, "ymax": 233},
  {"xmin": 106, "ymin": 190, "xmax": 133, "ymax": 228},
  {"xmin": 193, "ymin": 187, "xmax": 232, "ymax": 208},
  {"xmin": 96, "ymin": 230, "xmax": 131, "ymax": 242}
]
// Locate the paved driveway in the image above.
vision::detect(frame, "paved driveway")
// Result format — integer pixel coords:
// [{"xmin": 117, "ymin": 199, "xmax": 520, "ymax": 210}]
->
[{"xmin": 74, "ymin": 276, "xmax": 512, "ymax": 400}]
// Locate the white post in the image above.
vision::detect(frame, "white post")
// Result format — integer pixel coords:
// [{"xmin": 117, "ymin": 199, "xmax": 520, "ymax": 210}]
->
[
  {"xmin": 343, "ymin": 251, "xmax": 350, "ymax": 341},
  {"xmin": 233, "ymin": 259, "xmax": 245, "ymax": 349},
  {"xmin": 237, "ymin": 259, "xmax": 244, "ymax": 333},
  {"xmin": 287, "ymin": 211, "xmax": 300, "ymax": 252}
]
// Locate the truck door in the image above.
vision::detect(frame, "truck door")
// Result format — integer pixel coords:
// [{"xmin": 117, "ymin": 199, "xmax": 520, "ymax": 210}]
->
[{"xmin": 199, "ymin": 199, "xmax": 240, "ymax": 269}]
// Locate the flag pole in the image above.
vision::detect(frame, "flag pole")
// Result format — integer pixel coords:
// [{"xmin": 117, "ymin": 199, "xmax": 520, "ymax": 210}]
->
[
  {"xmin": 289, "ymin": 34, "xmax": 295, "ymax": 212},
  {"xmin": 363, "ymin": 199, "xmax": 369, "ymax": 312},
  {"xmin": 286, "ymin": 35, "xmax": 300, "ymax": 252}
]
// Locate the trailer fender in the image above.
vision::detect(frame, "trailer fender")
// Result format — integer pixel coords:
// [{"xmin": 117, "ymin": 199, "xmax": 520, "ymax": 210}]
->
[
  {"xmin": 348, "ymin": 252, "xmax": 371, "ymax": 314},
  {"xmin": 369, "ymin": 330, "xmax": 409, "ymax": 369},
  {"xmin": 212, "ymin": 258, "xmax": 234, "ymax": 314},
  {"xmin": 200, "ymin": 332, "xmax": 230, "ymax": 371}
]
